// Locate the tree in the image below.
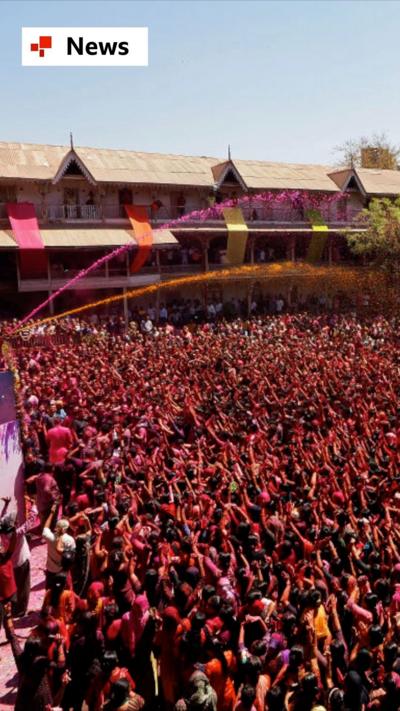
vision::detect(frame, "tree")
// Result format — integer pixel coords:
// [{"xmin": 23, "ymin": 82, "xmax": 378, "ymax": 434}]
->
[
  {"xmin": 346, "ymin": 197, "xmax": 400, "ymax": 277},
  {"xmin": 334, "ymin": 133, "xmax": 400, "ymax": 169}
]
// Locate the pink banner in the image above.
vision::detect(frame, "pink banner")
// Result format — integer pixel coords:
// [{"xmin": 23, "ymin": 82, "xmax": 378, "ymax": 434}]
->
[{"xmin": 6, "ymin": 202, "xmax": 47, "ymax": 277}]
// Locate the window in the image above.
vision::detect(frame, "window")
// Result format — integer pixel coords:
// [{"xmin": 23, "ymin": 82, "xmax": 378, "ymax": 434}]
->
[{"xmin": 0, "ymin": 185, "xmax": 17, "ymax": 203}]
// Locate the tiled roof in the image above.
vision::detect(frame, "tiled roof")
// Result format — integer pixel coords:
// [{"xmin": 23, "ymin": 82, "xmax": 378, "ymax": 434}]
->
[
  {"xmin": 355, "ymin": 168, "xmax": 400, "ymax": 195},
  {"xmin": 0, "ymin": 141, "xmax": 339, "ymax": 191},
  {"xmin": 1, "ymin": 141, "xmax": 400, "ymax": 195}
]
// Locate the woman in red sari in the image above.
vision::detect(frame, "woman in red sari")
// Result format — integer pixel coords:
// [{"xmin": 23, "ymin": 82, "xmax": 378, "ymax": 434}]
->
[
  {"xmin": 159, "ymin": 606, "xmax": 190, "ymax": 710},
  {"xmin": 204, "ymin": 637, "xmax": 236, "ymax": 711}
]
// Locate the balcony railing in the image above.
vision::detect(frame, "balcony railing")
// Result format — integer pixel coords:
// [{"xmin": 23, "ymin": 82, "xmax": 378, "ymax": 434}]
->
[
  {"xmin": 47, "ymin": 204, "xmax": 102, "ymax": 220},
  {"xmin": 0, "ymin": 201, "xmax": 363, "ymax": 226}
]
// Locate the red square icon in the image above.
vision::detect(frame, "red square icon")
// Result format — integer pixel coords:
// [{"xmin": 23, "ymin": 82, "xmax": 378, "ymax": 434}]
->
[
  {"xmin": 40, "ymin": 36, "xmax": 52, "ymax": 49},
  {"xmin": 30, "ymin": 35, "xmax": 53, "ymax": 57}
]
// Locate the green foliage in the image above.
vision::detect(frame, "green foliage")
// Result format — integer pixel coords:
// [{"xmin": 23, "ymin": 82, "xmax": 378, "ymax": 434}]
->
[
  {"xmin": 305, "ymin": 209, "xmax": 325, "ymax": 226},
  {"xmin": 347, "ymin": 198, "xmax": 400, "ymax": 273}
]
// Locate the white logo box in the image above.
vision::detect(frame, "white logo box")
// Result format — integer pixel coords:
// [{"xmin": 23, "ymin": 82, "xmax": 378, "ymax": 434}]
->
[{"xmin": 22, "ymin": 27, "xmax": 148, "ymax": 66}]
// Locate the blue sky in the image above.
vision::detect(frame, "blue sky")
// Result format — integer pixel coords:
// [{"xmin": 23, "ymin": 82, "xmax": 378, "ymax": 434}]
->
[{"xmin": 1, "ymin": 0, "xmax": 399, "ymax": 164}]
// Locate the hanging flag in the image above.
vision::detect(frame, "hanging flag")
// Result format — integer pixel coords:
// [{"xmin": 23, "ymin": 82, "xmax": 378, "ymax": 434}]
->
[
  {"xmin": 124, "ymin": 205, "xmax": 153, "ymax": 274},
  {"xmin": 223, "ymin": 207, "xmax": 248, "ymax": 265},
  {"xmin": 306, "ymin": 209, "xmax": 328, "ymax": 263},
  {"xmin": 7, "ymin": 202, "xmax": 47, "ymax": 278}
]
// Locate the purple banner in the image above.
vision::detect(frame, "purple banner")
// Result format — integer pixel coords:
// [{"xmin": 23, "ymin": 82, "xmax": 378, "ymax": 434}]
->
[{"xmin": 0, "ymin": 372, "xmax": 24, "ymax": 520}]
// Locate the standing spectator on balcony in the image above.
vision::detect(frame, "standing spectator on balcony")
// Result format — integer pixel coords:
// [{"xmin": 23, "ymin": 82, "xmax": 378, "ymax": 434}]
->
[
  {"xmin": 147, "ymin": 305, "xmax": 156, "ymax": 322},
  {"xmin": 190, "ymin": 248, "xmax": 202, "ymax": 264},
  {"xmin": 258, "ymin": 247, "xmax": 266, "ymax": 263},
  {"xmin": 215, "ymin": 299, "xmax": 223, "ymax": 319},
  {"xmin": 276, "ymin": 295, "xmax": 285, "ymax": 314},
  {"xmin": 319, "ymin": 294, "xmax": 327, "ymax": 312},
  {"xmin": 250, "ymin": 298, "xmax": 258, "ymax": 315},
  {"xmin": 181, "ymin": 248, "xmax": 189, "ymax": 266},
  {"xmin": 150, "ymin": 198, "xmax": 163, "ymax": 220},
  {"xmin": 160, "ymin": 304, "xmax": 168, "ymax": 324},
  {"xmin": 207, "ymin": 302, "xmax": 216, "ymax": 321}
]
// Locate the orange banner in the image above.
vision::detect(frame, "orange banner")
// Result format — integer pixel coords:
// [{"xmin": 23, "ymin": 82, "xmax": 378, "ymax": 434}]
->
[{"xmin": 124, "ymin": 204, "xmax": 153, "ymax": 274}]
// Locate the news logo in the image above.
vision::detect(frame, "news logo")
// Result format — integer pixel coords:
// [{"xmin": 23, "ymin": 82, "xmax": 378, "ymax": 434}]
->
[
  {"xmin": 22, "ymin": 27, "xmax": 148, "ymax": 66},
  {"xmin": 30, "ymin": 35, "xmax": 52, "ymax": 58}
]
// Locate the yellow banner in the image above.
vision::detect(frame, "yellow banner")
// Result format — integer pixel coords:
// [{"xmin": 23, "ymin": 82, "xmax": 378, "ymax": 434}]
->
[
  {"xmin": 223, "ymin": 207, "xmax": 249, "ymax": 265},
  {"xmin": 306, "ymin": 210, "xmax": 328, "ymax": 263}
]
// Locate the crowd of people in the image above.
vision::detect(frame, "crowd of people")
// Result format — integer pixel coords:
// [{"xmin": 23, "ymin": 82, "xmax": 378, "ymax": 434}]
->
[
  {"xmin": 0, "ymin": 309, "xmax": 400, "ymax": 711},
  {"xmin": 4, "ymin": 289, "xmax": 365, "ymax": 344}
]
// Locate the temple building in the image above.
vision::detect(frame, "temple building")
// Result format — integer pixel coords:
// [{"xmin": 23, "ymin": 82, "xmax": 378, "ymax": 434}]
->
[{"xmin": 1, "ymin": 140, "xmax": 400, "ymax": 317}]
